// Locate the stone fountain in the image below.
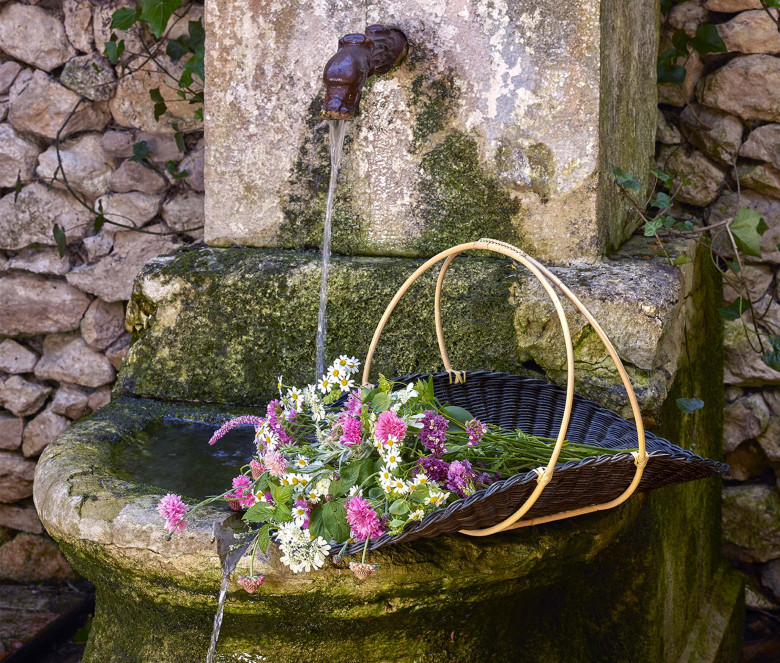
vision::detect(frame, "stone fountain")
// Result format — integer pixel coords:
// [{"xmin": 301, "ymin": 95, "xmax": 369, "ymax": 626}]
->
[{"xmin": 34, "ymin": 1, "xmax": 744, "ymax": 661}]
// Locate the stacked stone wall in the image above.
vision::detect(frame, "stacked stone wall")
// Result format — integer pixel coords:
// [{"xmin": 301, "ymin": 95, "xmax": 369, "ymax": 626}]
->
[
  {"xmin": 657, "ymin": 0, "xmax": 780, "ymax": 652},
  {"xmin": 0, "ymin": 0, "xmax": 202, "ymax": 580}
]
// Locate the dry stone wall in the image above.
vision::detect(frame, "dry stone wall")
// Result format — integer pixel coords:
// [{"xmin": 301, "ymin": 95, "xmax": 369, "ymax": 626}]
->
[
  {"xmin": 0, "ymin": 0, "xmax": 203, "ymax": 581},
  {"xmin": 657, "ymin": 1, "xmax": 780, "ymax": 652}
]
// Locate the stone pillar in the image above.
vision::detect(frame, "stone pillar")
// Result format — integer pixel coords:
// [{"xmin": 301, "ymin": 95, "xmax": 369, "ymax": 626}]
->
[{"xmin": 204, "ymin": 0, "xmax": 657, "ymax": 263}]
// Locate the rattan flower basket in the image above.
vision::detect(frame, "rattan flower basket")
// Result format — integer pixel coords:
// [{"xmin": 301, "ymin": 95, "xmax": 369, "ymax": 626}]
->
[{"xmin": 339, "ymin": 238, "xmax": 727, "ymax": 556}]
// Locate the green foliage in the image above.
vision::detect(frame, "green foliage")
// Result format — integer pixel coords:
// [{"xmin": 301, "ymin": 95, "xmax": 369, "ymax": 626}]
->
[
  {"xmin": 130, "ymin": 141, "xmax": 150, "ymax": 163},
  {"xmin": 141, "ymin": 0, "xmax": 183, "ymax": 38},
  {"xmin": 676, "ymin": 398, "xmax": 704, "ymax": 414},
  {"xmin": 657, "ymin": 24, "xmax": 727, "ymax": 87},
  {"xmin": 111, "ymin": 6, "xmax": 140, "ymax": 30},
  {"xmin": 53, "ymin": 224, "xmax": 67, "ymax": 257},
  {"xmin": 149, "ymin": 88, "xmax": 167, "ymax": 121},
  {"xmin": 763, "ymin": 336, "xmax": 780, "ymax": 372},
  {"xmin": 104, "ymin": 36, "xmax": 125, "ymax": 64},
  {"xmin": 612, "ymin": 167, "xmax": 641, "ymax": 191},
  {"xmin": 718, "ymin": 298, "xmax": 749, "ymax": 321},
  {"xmin": 730, "ymin": 208, "xmax": 767, "ymax": 258}
]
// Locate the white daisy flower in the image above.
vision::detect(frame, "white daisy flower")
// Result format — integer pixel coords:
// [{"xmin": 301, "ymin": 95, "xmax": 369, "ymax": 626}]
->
[
  {"xmin": 347, "ymin": 485, "xmax": 362, "ymax": 497},
  {"xmin": 335, "ymin": 355, "xmax": 350, "ymax": 371},
  {"xmin": 344, "ymin": 357, "xmax": 360, "ymax": 374},
  {"xmin": 318, "ymin": 376, "xmax": 332, "ymax": 394},
  {"xmin": 425, "ymin": 489, "xmax": 449, "ymax": 507},
  {"xmin": 338, "ymin": 375, "xmax": 355, "ymax": 392},
  {"xmin": 292, "ymin": 503, "xmax": 309, "ymax": 527},
  {"xmin": 295, "ymin": 456, "xmax": 308, "ymax": 469},
  {"xmin": 392, "ymin": 478, "xmax": 410, "ymax": 494},
  {"xmin": 382, "ymin": 445, "xmax": 402, "ymax": 470},
  {"xmin": 411, "ymin": 474, "xmax": 429, "ymax": 487},
  {"xmin": 408, "ymin": 509, "xmax": 425, "ymax": 522},
  {"xmin": 380, "ymin": 477, "xmax": 395, "ymax": 493},
  {"xmin": 276, "ymin": 375, "xmax": 284, "ymax": 393},
  {"xmin": 327, "ymin": 365, "xmax": 344, "ymax": 383},
  {"xmin": 379, "ymin": 467, "xmax": 394, "ymax": 483},
  {"xmin": 286, "ymin": 387, "xmax": 303, "ymax": 409}
]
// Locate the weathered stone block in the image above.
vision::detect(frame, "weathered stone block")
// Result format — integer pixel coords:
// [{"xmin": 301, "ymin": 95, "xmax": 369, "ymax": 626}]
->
[
  {"xmin": 81, "ymin": 299, "xmax": 126, "ymax": 351},
  {"xmin": 35, "ymin": 334, "xmax": 116, "ymax": 389},
  {"xmin": 723, "ymin": 483, "xmax": 780, "ymax": 563},
  {"xmin": 0, "ymin": 4, "xmax": 75, "ymax": 72},
  {"xmin": 109, "ymin": 161, "xmax": 168, "ymax": 195},
  {"xmin": 0, "ymin": 123, "xmax": 41, "ymax": 187},
  {"xmin": 0, "ymin": 376, "xmax": 51, "ymax": 418},
  {"xmin": 22, "ymin": 407, "xmax": 69, "ymax": 458},
  {"xmin": 741, "ymin": 123, "xmax": 780, "ymax": 169},
  {"xmin": 699, "ymin": 55, "xmax": 780, "ymax": 123},
  {"xmin": 204, "ymin": 0, "xmax": 658, "ymax": 263},
  {"xmin": 36, "ymin": 133, "xmax": 113, "ymax": 201},
  {"xmin": 6, "ymin": 248, "xmax": 72, "ymax": 277},
  {"xmin": 0, "ymin": 533, "xmax": 75, "ymax": 581},
  {"xmin": 0, "ymin": 413, "xmax": 23, "ymax": 451},
  {"xmin": 0, "ymin": 451, "xmax": 35, "ymax": 503},
  {"xmin": 718, "ymin": 9, "xmax": 780, "ymax": 55},
  {"xmin": 0, "ymin": 340, "xmax": 38, "ymax": 374},
  {"xmin": 0, "ymin": 502, "xmax": 42, "ymax": 534}
]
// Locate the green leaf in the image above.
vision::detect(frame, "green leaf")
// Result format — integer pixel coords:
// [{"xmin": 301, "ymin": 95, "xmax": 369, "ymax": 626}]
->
[
  {"xmin": 256, "ymin": 523, "xmax": 272, "ymax": 554},
  {"xmin": 649, "ymin": 192, "xmax": 671, "ymax": 210},
  {"xmin": 321, "ymin": 501, "xmax": 349, "ymax": 543},
  {"xmin": 308, "ymin": 507, "xmax": 326, "ymax": 539},
  {"xmin": 690, "ymin": 24, "xmax": 727, "ymax": 56},
  {"xmin": 243, "ymin": 503, "xmax": 275, "ymax": 523},
  {"xmin": 111, "ymin": 6, "xmax": 140, "ymax": 30},
  {"xmin": 171, "ymin": 123, "xmax": 185, "ymax": 153},
  {"xmin": 370, "ymin": 391, "xmax": 390, "ymax": 413},
  {"xmin": 651, "ymin": 169, "xmax": 671, "ymax": 183},
  {"xmin": 410, "ymin": 485, "xmax": 429, "ymax": 503},
  {"xmin": 269, "ymin": 483, "xmax": 292, "ymax": 506},
  {"xmin": 762, "ymin": 336, "xmax": 780, "ymax": 372},
  {"xmin": 149, "ymin": 87, "xmax": 165, "ymax": 104},
  {"xmin": 657, "ymin": 61, "xmax": 686, "ymax": 86},
  {"xmin": 52, "ymin": 224, "xmax": 67, "ymax": 257},
  {"xmin": 671, "ymin": 29, "xmax": 690, "ymax": 57},
  {"xmin": 730, "ymin": 208, "xmax": 765, "ymax": 257},
  {"xmin": 273, "ymin": 502, "xmax": 292, "ymax": 523},
  {"xmin": 104, "ymin": 37, "xmax": 125, "ymax": 64},
  {"xmin": 94, "ymin": 213, "xmax": 105, "ymax": 233},
  {"xmin": 183, "ymin": 47, "xmax": 204, "ymax": 82},
  {"xmin": 130, "ymin": 140, "xmax": 149, "ymax": 163},
  {"xmin": 368, "ymin": 487, "xmax": 384, "ymax": 502},
  {"xmin": 140, "ymin": 0, "xmax": 183, "ymax": 38},
  {"xmin": 193, "ymin": 107, "xmax": 203, "ymax": 121},
  {"xmin": 612, "ymin": 167, "xmax": 642, "ymax": 191},
  {"xmin": 188, "ymin": 19, "xmax": 205, "ymax": 50},
  {"xmin": 765, "ymin": 0, "xmax": 780, "ymax": 7},
  {"xmin": 165, "ymin": 160, "xmax": 188, "ymax": 179},
  {"xmin": 676, "ymin": 398, "xmax": 704, "ymax": 414},
  {"xmin": 166, "ymin": 36, "xmax": 190, "ymax": 62},
  {"xmin": 660, "ymin": 0, "xmax": 674, "ymax": 13},
  {"xmin": 672, "ymin": 254, "xmax": 691, "ymax": 266},
  {"xmin": 644, "ymin": 218, "xmax": 663, "ymax": 237},
  {"xmin": 388, "ymin": 519, "xmax": 406, "ymax": 529},
  {"xmin": 718, "ymin": 297, "xmax": 749, "ymax": 321},
  {"xmin": 389, "ymin": 499, "xmax": 409, "ymax": 515},
  {"xmin": 444, "ymin": 406, "xmax": 473, "ymax": 423}
]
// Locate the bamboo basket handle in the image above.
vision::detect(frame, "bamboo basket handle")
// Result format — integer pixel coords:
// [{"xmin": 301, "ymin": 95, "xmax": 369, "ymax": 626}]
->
[
  {"xmin": 433, "ymin": 239, "xmax": 648, "ymax": 534},
  {"xmin": 362, "ymin": 240, "xmax": 576, "ymax": 533}
]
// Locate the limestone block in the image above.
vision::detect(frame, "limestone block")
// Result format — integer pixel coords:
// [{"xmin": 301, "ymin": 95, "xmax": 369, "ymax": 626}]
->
[
  {"xmin": 723, "ymin": 393, "xmax": 770, "ymax": 452},
  {"xmin": 764, "ymin": 388, "xmax": 780, "ymax": 415},
  {"xmin": 0, "ymin": 339, "xmax": 38, "ymax": 374},
  {"xmin": 679, "ymin": 104, "xmax": 743, "ymax": 165},
  {"xmin": 725, "ymin": 441, "xmax": 770, "ymax": 480},
  {"xmin": 63, "ymin": 0, "xmax": 94, "ymax": 53},
  {"xmin": 93, "ymin": 0, "xmax": 146, "ymax": 64},
  {"xmin": 669, "ymin": 1, "xmax": 709, "ymax": 36},
  {"xmin": 699, "ymin": 55, "xmax": 780, "ymax": 123},
  {"xmin": 718, "ymin": 9, "xmax": 780, "ymax": 55},
  {"xmin": 740, "ymin": 124, "xmax": 780, "ymax": 169},
  {"xmin": 656, "ymin": 146, "xmax": 725, "ymax": 206},
  {"xmin": 6, "ymin": 248, "xmax": 72, "ymax": 276},
  {"xmin": 0, "ymin": 533, "xmax": 74, "ymax": 580},
  {"xmin": 0, "ymin": 4, "xmax": 75, "ymax": 71},
  {"xmin": 110, "ymin": 53, "xmax": 202, "ymax": 133},
  {"xmin": 723, "ymin": 484, "xmax": 780, "ymax": 563},
  {"xmin": 81, "ymin": 299, "xmax": 125, "ymax": 350},
  {"xmin": 0, "ymin": 503, "xmax": 42, "ymax": 534},
  {"xmin": 0, "ymin": 451, "xmax": 35, "ymax": 502},
  {"xmin": 162, "ymin": 191, "xmax": 204, "ymax": 236},
  {"xmin": 657, "ymin": 111, "xmax": 682, "ymax": 144},
  {"xmin": 105, "ymin": 332, "xmax": 130, "ymax": 370},
  {"xmin": 0, "ymin": 98, "xmax": 8, "ymax": 123},
  {"xmin": 36, "ymin": 133, "xmax": 113, "ymax": 200},
  {"xmin": 703, "ymin": 0, "xmax": 762, "ymax": 9},
  {"xmin": 22, "ymin": 407, "xmax": 69, "ymax": 457},
  {"xmin": 83, "ymin": 231, "xmax": 114, "ymax": 263},
  {"xmin": 0, "ymin": 61, "xmax": 21, "ymax": 95},
  {"xmin": 60, "ymin": 52, "xmax": 117, "ymax": 102},
  {"xmin": 724, "ymin": 319, "xmax": 780, "ymax": 386},
  {"xmin": 722, "ymin": 264, "xmax": 774, "ymax": 302},
  {"xmin": 759, "ymin": 416, "xmax": 780, "ymax": 461},
  {"xmin": 51, "ymin": 383, "xmax": 91, "ymax": 420},
  {"xmin": 8, "ymin": 69, "xmax": 109, "ymax": 139},
  {"xmin": 66, "ymin": 227, "xmax": 179, "ymax": 301},
  {"xmin": 101, "ymin": 130, "xmax": 183, "ymax": 162},
  {"xmin": 179, "ymin": 142, "xmax": 203, "ymax": 192},
  {"xmin": 0, "ymin": 182, "xmax": 92, "ymax": 250},
  {"xmin": 0, "ymin": 273, "xmax": 90, "ymax": 335},
  {"xmin": 0, "ymin": 376, "xmax": 50, "ymax": 417},
  {"xmin": 738, "ymin": 163, "xmax": 780, "ymax": 199},
  {"xmin": 0, "ymin": 413, "xmax": 23, "ymax": 451},
  {"xmin": 204, "ymin": 0, "xmax": 658, "ymax": 263},
  {"xmin": 87, "ymin": 385, "xmax": 111, "ymax": 413},
  {"xmin": 35, "ymin": 334, "xmax": 116, "ymax": 388},
  {"xmin": 109, "ymin": 160, "xmax": 168, "ymax": 195},
  {"xmin": 762, "ymin": 559, "xmax": 780, "ymax": 602},
  {"xmin": 95, "ymin": 191, "xmax": 163, "ymax": 228},
  {"xmin": 0, "ymin": 123, "xmax": 41, "ymax": 187},
  {"xmin": 709, "ymin": 191, "xmax": 780, "ymax": 264}
]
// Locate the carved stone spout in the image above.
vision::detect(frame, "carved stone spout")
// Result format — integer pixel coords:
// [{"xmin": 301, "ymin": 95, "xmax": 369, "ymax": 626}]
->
[{"xmin": 322, "ymin": 24, "xmax": 407, "ymax": 119}]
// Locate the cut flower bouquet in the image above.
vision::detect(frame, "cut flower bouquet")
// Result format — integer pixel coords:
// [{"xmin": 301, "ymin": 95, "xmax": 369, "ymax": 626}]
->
[{"xmin": 158, "ymin": 355, "xmax": 630, "ymax": 589}]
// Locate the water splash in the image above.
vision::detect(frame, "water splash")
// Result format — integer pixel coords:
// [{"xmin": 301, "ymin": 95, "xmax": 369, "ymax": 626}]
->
[
  {"xmin": 206, "ymin": 523, "xmax": 254, "ymax": 663},
  {"xmin": 315, "ymin": 119, "xmax": 347, "ymax": 379}
]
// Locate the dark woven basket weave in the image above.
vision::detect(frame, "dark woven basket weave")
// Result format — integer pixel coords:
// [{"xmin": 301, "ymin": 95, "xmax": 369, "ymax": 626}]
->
[{"xmin": 339, "ymin": 370, "xmax": 727, "ymax": 556}]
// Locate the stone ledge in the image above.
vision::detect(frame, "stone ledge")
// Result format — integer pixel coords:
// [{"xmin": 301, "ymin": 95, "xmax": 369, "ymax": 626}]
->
[{"xmin": 119, "ymin": 236, "xmax": 696, "ymax": 421}]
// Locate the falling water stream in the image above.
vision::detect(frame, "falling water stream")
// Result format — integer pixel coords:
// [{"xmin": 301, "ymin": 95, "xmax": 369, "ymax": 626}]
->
[{"xmin": 315, "ymin": 119, "xmax": 347, "ymax": 378}]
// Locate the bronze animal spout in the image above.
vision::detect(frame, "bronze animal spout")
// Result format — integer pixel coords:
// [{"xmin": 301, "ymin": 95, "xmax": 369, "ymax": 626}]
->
[{"xmin": 322, "ymin": 24, "xmax": 407, "ymax": 119}]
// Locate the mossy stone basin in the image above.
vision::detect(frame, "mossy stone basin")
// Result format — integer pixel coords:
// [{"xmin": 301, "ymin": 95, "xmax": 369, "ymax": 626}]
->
[{"xmin": 32, "ymin": 395, "xmax": 677, "ymax": 662}]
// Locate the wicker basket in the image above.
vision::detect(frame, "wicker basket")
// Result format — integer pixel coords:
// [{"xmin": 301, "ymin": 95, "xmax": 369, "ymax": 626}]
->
[{"xmin": 339, "ymin": 238, "xmax": 727, "ymax": 556}]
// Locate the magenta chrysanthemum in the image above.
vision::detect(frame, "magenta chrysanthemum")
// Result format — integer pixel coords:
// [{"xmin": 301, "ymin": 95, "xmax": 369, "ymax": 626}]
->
[
  {"xmin": 340, "ymin": 416, "xmax": 363, "ymax": 447},
  {"xmin": 419, "ymin": 410, "xmax": 448, "ymax": 456},
  {"xmin": 374, "ymin": 410, "xmax": 407, "ymax": 444},
  {"xmin": 263, "ymin": 449, "xmax": 287, "ymax": 478},
  {"xmin": 266, "ymin": 399, "xmax": 295, "ymax": 446},
  {"xmin": 343, "ymin": 391, "xmax": 364, "ymax": 418},
  {"xmin": 446, "ymin": 460, "xmax": 476, "ymax": 498},
  {"xmin": 229, "ymin": 474, "xmax": 255, "ymax": 508},
  {"xmin": 157, "ymin": 493, "xmax": 189, "ymax": 532},
  {"xmin": 345, "ymin": 495, "xmax": 384, "ymax": 541},
  {"xmin": 465, "ymin": 419, "xmax": 487, "ymax": 447},
  {"xmin": 249, "ymin": 459, "xmax": 266, "ymax": 479},
  {"xmin": 208, "ymin": 416, "xmax": 265, "ymax": 446}
]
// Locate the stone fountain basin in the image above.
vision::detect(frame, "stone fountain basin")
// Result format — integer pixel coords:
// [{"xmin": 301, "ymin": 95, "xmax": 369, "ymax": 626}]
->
[{"xmin": 33, "ymin": 395, "xmax": 646, "ymax": 661}]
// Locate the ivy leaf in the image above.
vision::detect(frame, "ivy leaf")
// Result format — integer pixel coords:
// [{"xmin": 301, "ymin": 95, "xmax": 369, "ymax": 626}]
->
[
  {"xmin": 657, "ymin": 60, "xmax": 686, "ymax": 86},
  {"xmin": 321, "ymin": 501, "xmax": 349, "ymax": 543},
  {"xmin": 94, "ymin": 212, "xmax": 105, "ymax": 233},
  {"xmin": 150, "ymin": 87, "xmax": 167, "ymax": 121},
  {"xmin": 718, "ymin": 297, "xmax": 748, "ymax": 321},
  {"xmin": 193, "ymin": 107, "xmax": 203, "ymax": 121},
  {"xmin": 111, "ymin": 6, "xmax": 140, "ymax": 30},
  {"xmin": 165, "ymin": 160, "xmax": 189, "ymax": 180},
  {"xmin": 651, "ymin": 168, "xmax": 671, "ymax": 183},
  {"xmin": 672, "ymin": 254, "xmax": 691, "ymax": 266},
  {"xmin": 676, "ymin": 398, "xmax": 704, "ymax": 414},
  {"xmin": 188, "ymin": 19, "xmax": 205, "ymax": 51},
  {"xmin": 104, "ymin": 37, "xmax": 125, "ymax": 64},
  {"xmin": 644, "ymin": 218, "xmax": 663, "ymax": 237},
  {"xmin": 613, "ymin": 167, "xmax": 642, "ymax": 191},
  {"xmin": 649, "ymin": 192, "xmax": 671, "ymax": 210},
  {"xmin": 690, "ymin": 24, "xmax": 727, "ymax": 56},
  {"xmin": 762, "ymin": 336, "xmax": 780, "ymax": 372},
  {"xmin": 183, "ymin": 46, "xmax": 204, "ymax": 82},
  {"xmin": 730, "ymin": 208, "xmax": 765, "ymax": 258},
  {"xmin": 130, "ymin": 140, "xmax": 149, "ymax": 163},
  {"xmin": 172, "ymin": 123, "xmax": 185, "ymax": 153},
  {"xmin": 52, "ymin": 224, "xmax": 67, "ymax": 257},
  {"xmin": 243, "ymin": 503, "xmax": 275, "ymax": 523},
  {"xmin": 140, "ymin": 0, "xmax": 183, "ymax": 38},
  {"xmin": 764, "ymin": 0, "xmax": 780, "ymax": 7},
  {"xmin": 166, "ymin": 36, "xmax": 190, "ymax": 63},
  {"xmin": 671, "ymin": 29, "xmax": 690, "ymax": 57}
]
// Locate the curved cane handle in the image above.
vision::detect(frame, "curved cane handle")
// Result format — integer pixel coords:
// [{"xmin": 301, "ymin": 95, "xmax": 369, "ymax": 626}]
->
[
  {"xmin": 362, "ymin": 240, "xmax": 576, "ymax": 533},
  {"xmin": 434, "ymin": 239, "xmax": 647, "ymax": 533}
]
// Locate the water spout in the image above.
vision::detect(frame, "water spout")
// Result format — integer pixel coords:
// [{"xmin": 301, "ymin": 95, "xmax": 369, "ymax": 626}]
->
[{"xmin": 322, "ymin": 25, "xmax": 407, "ymax": 119}]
